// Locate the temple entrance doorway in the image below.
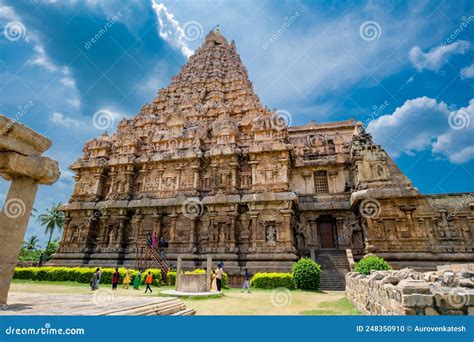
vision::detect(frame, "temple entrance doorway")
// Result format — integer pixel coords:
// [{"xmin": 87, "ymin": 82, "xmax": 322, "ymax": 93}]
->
[{"xmin": 318, "ymin": 216, "xmax": 337, "ymax": 248}]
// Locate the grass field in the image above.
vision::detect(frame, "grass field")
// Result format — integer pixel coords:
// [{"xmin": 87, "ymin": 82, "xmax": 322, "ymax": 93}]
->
[{"xmin": 10, "ymin": 279, "xmax": 359, "ymax": 315}]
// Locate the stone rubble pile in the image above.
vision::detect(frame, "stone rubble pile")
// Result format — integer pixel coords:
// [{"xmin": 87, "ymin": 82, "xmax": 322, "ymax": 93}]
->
[{"xmin": 346, "ymin": 264, "xmax": 474, "ymax": 315}]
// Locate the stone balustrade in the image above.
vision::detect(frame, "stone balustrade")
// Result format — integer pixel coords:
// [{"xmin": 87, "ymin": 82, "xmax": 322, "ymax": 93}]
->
[{"xmin": 346, "ymin": 264, "xmax": 474, "ymax": 315}]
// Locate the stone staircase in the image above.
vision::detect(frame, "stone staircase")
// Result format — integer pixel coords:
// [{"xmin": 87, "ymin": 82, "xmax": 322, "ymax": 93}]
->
[
  {"xmin": 103, "ymin": 298, "xmax": 195, "ymax": 316},
  {"xmin": 313, "ymin": 250, "xmax": 351, "ymax": 291}
]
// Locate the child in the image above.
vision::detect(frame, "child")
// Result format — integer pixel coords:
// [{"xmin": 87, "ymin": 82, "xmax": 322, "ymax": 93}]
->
[{"xmin": 145, "ymin": 272, "xmax": 153, "ymax": 294}]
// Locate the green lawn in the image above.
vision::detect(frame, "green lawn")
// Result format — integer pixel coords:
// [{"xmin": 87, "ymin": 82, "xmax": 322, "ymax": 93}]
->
[{"xmin": 10, "ymin": 280, "xmax": 359, "ymax": 315}]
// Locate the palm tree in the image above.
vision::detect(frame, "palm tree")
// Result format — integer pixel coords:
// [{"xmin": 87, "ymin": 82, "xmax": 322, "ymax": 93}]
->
[
  {"xmin": 37, "ymin": 203, "xmax": 65, "ymax": 249},
  {"xmin": 24, "ymin": 235, "xmax": 40, "ymax": 251}
]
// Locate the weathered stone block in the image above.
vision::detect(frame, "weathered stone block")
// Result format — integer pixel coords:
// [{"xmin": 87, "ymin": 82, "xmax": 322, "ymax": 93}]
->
[
  {"xmin": 402, "ymin": 294, "xmax": 433, "ymax": 307},
  {"xmin": 424, "ymin": 307, "xmax": 439, "ymax": 315},
  {"xmin": 397, "ymin": 280, "xmax": 431, "ymax": 295}
]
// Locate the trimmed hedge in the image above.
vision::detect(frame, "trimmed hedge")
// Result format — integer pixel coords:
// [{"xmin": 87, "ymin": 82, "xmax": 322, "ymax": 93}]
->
[
  {"xmin": 355, "ymin": 256, "xmax": 391, "ymax": 275},
  {"xmin": 167, "ymin": 271, "xmax": 177, "ymax": 286},
  {"xmin": 167, "ymin": 269, "xmax": 228, "ymax": 288},
  {"xmin": 292, "ymin": 258, "xmax": 321, "ymax": 291},
  {"xmin": 250, "ymin": 272, "xmax": 296, "ymax": 290},
  {"xmin": 13, "ymin": 267, "xmax": 162, "ymax": 286}
]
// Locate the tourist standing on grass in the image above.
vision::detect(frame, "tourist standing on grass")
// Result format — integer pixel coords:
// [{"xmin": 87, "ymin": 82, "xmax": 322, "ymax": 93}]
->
[
  {"xmin": 216, "ymin": 264, "xmax": 223, "ymax": 292},
  {"xmin": 133, "ymin": 270, "xmax": 142, "ymax": 290},
  {"xmin": 145, "ymin": 272, "xmax": 153, "ymax": 294},
  {"xmin": 211, "ymin": 270, "xmax": 217, "ymax": 291},
  {"xmin": 123, "ymin": 268, "xmax": 131, "ymax": 289},
  {"xmin": 241, "ymin": 268, "xmax": 251, "ymax": 293},
  {"xmin": 112, "ymin": 267, "xmax": 120, "ymax": 290},
  {"xmin": 91, "ymin": 268, "xmax": 101, "ymax": 290}
]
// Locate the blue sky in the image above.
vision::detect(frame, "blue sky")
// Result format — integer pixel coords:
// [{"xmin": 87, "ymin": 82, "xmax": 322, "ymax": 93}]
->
[{"xmin": 1, "ymin": 0, "xmax": 473, "ymax": 245}]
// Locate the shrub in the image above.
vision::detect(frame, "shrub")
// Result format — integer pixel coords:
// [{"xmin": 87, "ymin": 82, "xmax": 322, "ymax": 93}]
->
[
  {"xmin": 355, "ymin": 256, "xmax": 391, "ymax": 275},
  {"xmin": 167, "ymin": 271, "xmax": 176, "ymax": 286},
  {"xmin": 250, "ymin": 273, "xmax": 296, "ymax": 290},
  {"xmin": 292, "ymin": 258, "xmax": 321, "ymax": 291}
]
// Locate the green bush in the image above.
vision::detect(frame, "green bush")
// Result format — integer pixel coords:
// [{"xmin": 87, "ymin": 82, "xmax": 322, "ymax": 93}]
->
[
  {"xmin": 292, "ymin": 258, "xmax": 321, "ymax": 291},
  {"xmin": 250, "ymin": 273, "xmax": 296, "ymax": 290},
  {"xmin": 355, "ymin": 256, "xmax": 391, "ymax": 275},
  {"xmin": 167, "ymin": 271, "xmax": 177, "ymax": 286},
  {"xmin": 13, "ymin": 267, "xmax": 162, "ymax": 286}
]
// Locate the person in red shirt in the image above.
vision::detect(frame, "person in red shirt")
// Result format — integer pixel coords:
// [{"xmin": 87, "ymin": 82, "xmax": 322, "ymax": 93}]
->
[
  {"xmin": 145, "ymin": 272, "xmax": 153, "ymax": 294},
  {"xmin": 112, "ymin": 267, "xmax": 120, "ymax": 290}
]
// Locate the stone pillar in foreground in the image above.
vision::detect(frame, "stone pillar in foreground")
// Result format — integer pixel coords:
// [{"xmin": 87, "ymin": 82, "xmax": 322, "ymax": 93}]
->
[
  {"xmin": 206, "ymin": 255, "xmax": 212, "ymax": 292},
  {"xmin": 0, "ymin": 115, "xmax": 60, "ymax": 306}
]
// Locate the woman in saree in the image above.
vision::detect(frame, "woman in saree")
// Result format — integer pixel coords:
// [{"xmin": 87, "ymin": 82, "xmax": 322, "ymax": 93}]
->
[
  {"xmin": 133, "ymin": 270, "xmax": 142, "ymax": 290},
  {"xmin": 211, "ymin": 270, "xmax": 217, "ymax": 292},
  {"xmin": 123, "ymin": 268, "xmax": 131, "ymax": 289}
]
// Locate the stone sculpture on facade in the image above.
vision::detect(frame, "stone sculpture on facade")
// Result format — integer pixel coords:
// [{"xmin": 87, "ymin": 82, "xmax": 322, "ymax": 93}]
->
[{"xmin": 53, "ymin": 31, "xmax": 473, "ymax": 281}]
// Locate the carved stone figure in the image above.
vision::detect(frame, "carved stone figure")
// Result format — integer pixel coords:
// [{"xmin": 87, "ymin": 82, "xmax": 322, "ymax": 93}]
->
[{"xmin": 52, "ymin": 31, "xmax": 474, "ymax": 280}]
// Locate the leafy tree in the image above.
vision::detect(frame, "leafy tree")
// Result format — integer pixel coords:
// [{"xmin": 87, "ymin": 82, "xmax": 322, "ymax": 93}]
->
[
  {"xmin": 24, "ymin": 235, "xmax": 40, "ymax": 251},
  {"xmin": 44, "ymin": 239, "xmax": 60, "ymax": 260},
  {"xmin": 37, "ymin": 203, "xmax": 65, "ymax": 249}
]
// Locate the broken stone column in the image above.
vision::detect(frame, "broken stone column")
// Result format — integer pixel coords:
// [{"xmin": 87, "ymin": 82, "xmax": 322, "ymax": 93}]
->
[{"xmin": 0, "ymin": 114, "xmax": 60, "ymax": 306}]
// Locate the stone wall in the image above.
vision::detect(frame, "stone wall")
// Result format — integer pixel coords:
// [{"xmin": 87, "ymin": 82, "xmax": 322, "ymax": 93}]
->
[{"xmin": 346, "ymin": 264, "xmax": 474, "ymax": 315}]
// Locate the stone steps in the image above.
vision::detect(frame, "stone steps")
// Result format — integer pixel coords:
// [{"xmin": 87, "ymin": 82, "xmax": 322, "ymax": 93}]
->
[
  {"xmin": 314, "ymin": 250, "xmax": 351, "ymax": 291},
  {"xmin": 103, "ymin": 298, "xmax": 194, "ymax": 316}
]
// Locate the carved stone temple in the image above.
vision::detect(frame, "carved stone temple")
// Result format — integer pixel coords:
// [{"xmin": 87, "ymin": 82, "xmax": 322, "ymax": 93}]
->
[{"xmin": 53, "ymin": 32, "xmax": 474, "ymax": 285}]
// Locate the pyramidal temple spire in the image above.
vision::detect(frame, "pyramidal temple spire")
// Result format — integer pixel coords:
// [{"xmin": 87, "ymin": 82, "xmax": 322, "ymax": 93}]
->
[{"xmin": 132, "ymin": 28, "xmax": 265, "ymax": 127}]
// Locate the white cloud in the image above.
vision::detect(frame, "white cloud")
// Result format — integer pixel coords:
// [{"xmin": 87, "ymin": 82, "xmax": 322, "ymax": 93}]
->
[
  {"xmin": 150, "ymin": 0, "xmax": 194, "ymax": 58},
  {"xmin": 408, "ymin": 40, "xmax": 471, "ymax": 72},
  {"xmin": 432, "ymin": 100, "xmax": 474, "ymax": 163},
  {"xmin": 60, "ymin": 76, "xmax": 76, "ymax": 88},
  {"xmin": 28, "ymin": 44, "xmax": 58, "ymax": 72},
  {"xmin": 49, "ymin": 112, "xmax": 81, "ymax": 128},
  {"xmin": 461, "ymin": 63, "xmax": 474, "ymax": 79},
  {"xmin": 367, "ymin": 97, "xmax": 474, "ymax": 163},
  {"xmin": 67, "ymin": 98, "xmax": 81, "ymax": 108},
  {"xmin": 0, "ymin": 5, "xmax": 19, "ymax": 21}
]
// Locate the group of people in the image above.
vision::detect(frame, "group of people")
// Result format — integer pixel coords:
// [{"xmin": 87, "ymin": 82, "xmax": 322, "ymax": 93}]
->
[
  {"xmin": 90, "ymin": 267, "xmax": 154, "ymax": 294},
  {"xmin": 210, "ymin": 264, "xmax": 224, "ymax": 292},
  {"xmin": 146, "ymin": 233, "xmax": 169, "ymax": 249},
  {"xmin": 90, "ymin": 264, "xmax": 252, "ymax": 294},
  {"xmin": 208, "ymin": 264, "xmax": 251, "ymax": 294}
]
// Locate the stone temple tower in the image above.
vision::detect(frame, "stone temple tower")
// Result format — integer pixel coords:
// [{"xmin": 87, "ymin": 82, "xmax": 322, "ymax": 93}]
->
[{"xmin": 54, "ymin": 30, "xmax": 474, "ymax": 288}]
